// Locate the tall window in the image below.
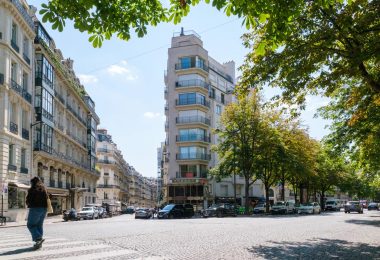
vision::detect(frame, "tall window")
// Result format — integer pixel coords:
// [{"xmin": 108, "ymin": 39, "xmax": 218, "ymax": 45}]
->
[
  {"xmin": 11, "ymin": 23, "xmax": 17, "ymax": 44},
  {"xmin": 23, "ymin": 36, "xmax": 29, "ymax": 56},
  {"xmin": 11, "ymin": 63, "xmax": 17, "ymax": 82},
  {"xmin": 9, "ymin": 144, "xmax": 15, "ymax": 165},
  {"xmin": 179, "ymin": 57, "xmax": 192, "ymax": 69},
  {"xmin": 42, "ymin": 88, "xmax": 53, "ymax": 115},
  {"xmin": 21, "ymin": 148, "xmax": 26, "ymax": 168},
  {"xmin": 221, "ymin": 93, "xmax": 225, "ymax": 104},
  {"xmin": 216, "ymin": 105, "xmax": 222, "ymax": 115},
  {"xmin": 179, "ymin": 128, "xmax": 206, "ymax": 141},
  {"xmin": 22, "ymin": 72, "xmax": 28, "ymax": 91}
]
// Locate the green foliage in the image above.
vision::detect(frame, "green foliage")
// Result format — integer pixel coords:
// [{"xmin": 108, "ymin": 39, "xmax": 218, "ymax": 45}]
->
[{"xmin": 39, "ymin": 0, "xmax": 349, "ymax": 48}]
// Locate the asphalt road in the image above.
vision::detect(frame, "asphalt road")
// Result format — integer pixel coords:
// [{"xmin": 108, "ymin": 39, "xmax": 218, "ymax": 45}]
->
[{"xmin": 1, "ymin": 210, "xmax": 379, "ymax": 259}]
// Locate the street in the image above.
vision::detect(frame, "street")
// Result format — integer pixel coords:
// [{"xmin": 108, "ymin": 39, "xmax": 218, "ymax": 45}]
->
[{"xmin": 0, "ymin": 210, "xmax": 379, "ymax": 260}]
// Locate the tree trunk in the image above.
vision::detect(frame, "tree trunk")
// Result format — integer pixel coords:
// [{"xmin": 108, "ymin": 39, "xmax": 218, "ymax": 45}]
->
[
  {"xmin": 320, "ymin": 190, "xmax": 325, "ymax": 211},
  {"xmin": 300, "ymin": 184, "xmax": 304, "ymax": 204},
  {"xmin": 281, "ymin": 177, "xmax": 285, "ymax": 201},
  {"xmin": 265, "ymin": 185, "xmax": 270, "ymax": 213},
  {"xmin": 245, "ymin": 176, "xmax": 250, "ymax": 214},
  {"xmin": 294, "ymin": 188, "xmax": 298, "ymax": 203}
]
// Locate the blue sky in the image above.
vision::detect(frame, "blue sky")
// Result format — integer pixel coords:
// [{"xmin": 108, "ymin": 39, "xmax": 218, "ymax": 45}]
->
[{"xmin": 31, "ymin": 1, "xmax": 330, "ymax": 177}]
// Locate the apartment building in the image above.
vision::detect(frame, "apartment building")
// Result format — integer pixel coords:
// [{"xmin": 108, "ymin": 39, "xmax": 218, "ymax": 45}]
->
[
  {"xmin": 0, "ymin": 0, "xmax": 35, "ymax": 221},
  {"xmin": 96, "ymin": 129, "xmax": 130, "ymax": 212},
  {"xmin": 163, "ymin": 29, "xmax": 238, "ymax": 209},
  {"xmin": 32, "ymin": 20, "xmax": 100, "ymax": 214}
]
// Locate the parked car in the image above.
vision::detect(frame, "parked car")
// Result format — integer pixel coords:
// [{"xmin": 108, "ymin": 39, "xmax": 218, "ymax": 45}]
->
[
  {"xmin": 78, "ymin": 206, "xmax": 99, "ymax": 220},
  {"xmin": 298, "ymin": 202, "xmax": 321, "ymax": 214},
  {"xmin": 63, "ymin": 208, "xmax": 79, "ymax": 221},
  {"xmin": 325, "ymin": 200, "xmax": 342, "ymax": 211},
  {"xmin": 124, "ymin": 206, "xmax": 135, "ymax": 214},
  {"xmin": 202, "ymin": 203, "xmax": 237, "ymax": 218},
  {"xmin": 367, "ymin": 202, "xmax": 379, "ymax": 211},
  {"xmin": 183, "ymin": 204, "xmax": 195, "ymax": 218},
  {"xmin": 271, "ymin": 201, "xmax": 295, "ymax": 214},
  {"xmin": 158, "ymin": 204, "xmax": 184, "ymax": 219},
  {"xmin": 344, "ymin": 201, "xmax": 363, "ymax": 214},
  {"xmin": 135, "ymin": 208, "xmax": 153, "ymax": 219},
  {"xmin": 253, "ymin": 203, "xmax": 270, "ymax": 214}
]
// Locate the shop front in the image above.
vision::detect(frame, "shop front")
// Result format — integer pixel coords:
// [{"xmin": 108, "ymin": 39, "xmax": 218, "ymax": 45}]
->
[{"xmin": 4, "ymin": 182, "xmax": 30, "ymax": 222}]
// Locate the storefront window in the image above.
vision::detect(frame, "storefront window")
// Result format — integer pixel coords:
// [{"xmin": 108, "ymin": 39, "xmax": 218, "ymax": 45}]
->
[{"xmin": 8, "ymin": 187, "xmax": 26, "ymax": 209}]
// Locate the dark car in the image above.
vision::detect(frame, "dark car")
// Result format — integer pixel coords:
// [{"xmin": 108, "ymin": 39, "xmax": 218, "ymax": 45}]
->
[
  {"xmin": 368, "ymin": 202, "xmax": 379, "ymax": 211},
  {"xmin": 203, "ymin": 203, "xmax": 237, "ymax": 218},
  {"xmin": 344, "ymin": 201, "xmax": 363, "ymax": 214},
  {"xmin": 183, "ymin": 204, "xmax": 195, "ymax": 218},
  {"xmin": 157, "ymin": 204, "xmax": 184, "ymax": 219}
]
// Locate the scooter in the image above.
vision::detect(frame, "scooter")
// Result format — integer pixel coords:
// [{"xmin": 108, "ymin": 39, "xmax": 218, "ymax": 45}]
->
[{"xmin": 63, "ymin": 209, "xmax": 79, "ymax": 221}]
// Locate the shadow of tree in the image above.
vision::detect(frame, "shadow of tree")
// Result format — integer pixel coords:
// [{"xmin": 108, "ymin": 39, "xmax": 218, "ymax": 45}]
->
[
  {"xmin": 0, "ymin": 247, "xmax": 35, "ymax": 256},
  {"xmin": 345, "ymin": 219, "xmax": 380, "ymax": 227},
  {"xmin": 247, "ymin": 238, "xmax": 380, "ymax": 259}
]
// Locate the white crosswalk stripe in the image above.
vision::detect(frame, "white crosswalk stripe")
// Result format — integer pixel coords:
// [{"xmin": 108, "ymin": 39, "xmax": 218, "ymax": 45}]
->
[{"xmin": 0, "ymin": 233, "xmax": 164, "ymax": 260}]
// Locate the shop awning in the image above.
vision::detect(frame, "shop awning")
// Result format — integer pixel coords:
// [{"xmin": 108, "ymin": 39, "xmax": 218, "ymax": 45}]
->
[
  {"xmin": 8, "ymin": 182, "xmax": 30, "ymax": 190},
  {"xmin": 50, "ymin": 193, "xmax": 69, "ymax": 197}
]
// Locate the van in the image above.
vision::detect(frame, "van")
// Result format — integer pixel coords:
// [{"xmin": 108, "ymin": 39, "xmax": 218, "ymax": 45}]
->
[
  {"xmin": 271, "ymin": 201, "xmax": 295, "ymax": 214},
  {"xmin": 325, "ymin": 200, "xmax": 342, "ymax": 211}
]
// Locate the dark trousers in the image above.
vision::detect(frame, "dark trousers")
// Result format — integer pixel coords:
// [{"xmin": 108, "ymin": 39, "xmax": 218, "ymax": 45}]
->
[{"xmin": 27, "ymin": 207, "xmax": 47, "ymax": 241}]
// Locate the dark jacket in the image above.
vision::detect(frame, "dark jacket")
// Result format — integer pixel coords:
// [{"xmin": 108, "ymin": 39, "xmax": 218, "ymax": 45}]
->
[{"xmin": 26, "ymin": 188, "xmax": 48, "ymax": 208}]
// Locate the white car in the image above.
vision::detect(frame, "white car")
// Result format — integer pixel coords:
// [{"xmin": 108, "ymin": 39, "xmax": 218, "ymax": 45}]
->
[
  {"xmin": 298, "ymin": 202, "xmax": 321, "ymax": 214},
  {"xmin": 78, "ymin": 206, "xmax": 99, "ymax": 220},
  {"xmin": 271, "ymin": 201, "xmax": 295, "ymax": 214}
]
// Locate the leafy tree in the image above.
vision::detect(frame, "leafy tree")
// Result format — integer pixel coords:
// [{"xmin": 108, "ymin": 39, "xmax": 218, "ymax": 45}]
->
[
  {"xmin": 39, "ymin": 0, "xmax": 349, "ymax": 48},
  {"xmin": 240, "ymin": 0, "xmax": 379, "ymax": 186},
  {"xmin": 211, "ymin": 90, "xmax": 265, "ymax": 213}
]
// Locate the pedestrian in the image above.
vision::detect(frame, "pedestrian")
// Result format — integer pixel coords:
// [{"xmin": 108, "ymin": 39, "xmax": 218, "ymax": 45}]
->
[{"xmin": 26, "ymin": 177, "xmax": 49, "ymax": 249}]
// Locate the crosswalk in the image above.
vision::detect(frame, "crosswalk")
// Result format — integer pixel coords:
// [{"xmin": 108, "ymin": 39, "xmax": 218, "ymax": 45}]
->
[{"xmin": 0, "ymin": 233, "xmax": 163, "ymax": 260}]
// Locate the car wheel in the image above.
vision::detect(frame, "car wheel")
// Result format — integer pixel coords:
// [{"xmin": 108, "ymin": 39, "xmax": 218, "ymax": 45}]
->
[
  {"xmin": 217, "ymin": 211, "xmax": 223, "ymax": 218},
  {"xmin": 168, "ymin": 214, "xmax": 174, "ymax": 219}
]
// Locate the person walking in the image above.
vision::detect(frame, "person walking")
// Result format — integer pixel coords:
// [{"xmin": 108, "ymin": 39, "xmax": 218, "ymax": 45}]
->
[{"xmin": 26, "ymin": 177, "xmax": 49, "ymax": 249}]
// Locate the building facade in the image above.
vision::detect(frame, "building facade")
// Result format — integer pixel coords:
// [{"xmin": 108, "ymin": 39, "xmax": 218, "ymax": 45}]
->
[
  {"xmin": 163, "ymin": 29, "xmax": 238, "ymax": 210},
  {"xmin": 0, "ymin": 0, "xmax": 35, "ymax": 222},
  {"xmin": 32, "ymin": 20, "xmax": 100, "ymax": 214},
  {"xmin": 96, "ymin": 129, "xmax": 130, "ymax": 212}
]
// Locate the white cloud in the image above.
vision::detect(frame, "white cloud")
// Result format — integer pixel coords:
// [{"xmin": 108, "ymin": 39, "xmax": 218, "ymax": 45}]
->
[
  {"xmin": 106, "ymin": 63, "xmax": 138, "ymax": 81},
  {"xmin": 78, "ymin": 74, "xmax": 98, "ymax": 84},
  {"xmin": 144, "ymin": 112, "xmax": 161, "ymax": 119}
]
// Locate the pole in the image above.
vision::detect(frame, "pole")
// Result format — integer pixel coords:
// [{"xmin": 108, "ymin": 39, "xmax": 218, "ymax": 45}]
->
[{"xmin": 1, "ymin": 194, "xmax": 3, "ymax": 217}]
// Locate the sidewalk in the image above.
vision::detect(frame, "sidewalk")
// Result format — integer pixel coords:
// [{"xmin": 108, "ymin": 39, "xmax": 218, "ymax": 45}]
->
[{"xmin": 0, "ymin": 215, "xmax": 63, "ymax": 228}]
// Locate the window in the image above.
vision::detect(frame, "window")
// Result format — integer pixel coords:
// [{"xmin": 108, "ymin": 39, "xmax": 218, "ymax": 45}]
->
[
  {"xmin": 11, "ymin": 62, "xmax": 17, "ymax": 82},
  {"xmin": 21, "ymin": 148, "xmax": 26, "ymax": 168},
  {"xmin": 216, "ymin": 105, "xmax": 222, "ymax": 115},
  {"xmin": 179, "ymin": 128, "xmax": 206, "ymax": 141},
  {"xmin": 9, "ymin": 144, "xmax": 15, "ymax": 165},
  {"xmin": 22, "ymin": 72, "xmax": 28, "ymax": 91},
  {"xmin": 11, "ymin": 23, "xmax": 17, "ymax": 44},
  {"xmin": 179, "ymin": 146, "xmax": 206, "ymax": 159},
  {"xmin": 8, "ymin": 187, "xmax": 26, "ymax": 209},
  {"xmin": 179, "ymin": 57, "xmax": 192, "ymax": 69},
  {"xmin": 104, "ymin": 192, "xmax": 108, "ymax": 199},
  {"xmin": 221, "ymin": 184, "xmax": 228, "ymax": 196},
  {"xmin": 23, "ymin": 36, "xmax": 29, "ymax": 56},
  {"xmin": 221, "ymin": 93, "xmax": 225, "ymax": 104},
  {"xmin": 178, "ymin": 93, "xmax": 206, "ymax": 105},
  {"xmin": 35, "ymin": 54, "xmax": 54, "ymax": 89},
  {"xmin": 22, "ymin": 109, "xmax": 28, "ymax": 129},
  {"xmin": 179, "ymin": 165, "xmax": 197, "ymax": 177}
]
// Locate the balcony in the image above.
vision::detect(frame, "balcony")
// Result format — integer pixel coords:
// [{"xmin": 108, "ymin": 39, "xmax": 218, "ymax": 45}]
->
[
  {"xmin": 22, "ymin": 128, "xmax": 29, "ymax": 140},
  {"xmin": 35, "ymin": 107, "xmax": 54, "ymax": 122},
  {"xmin": 10, "ymin": 121, "xmax": 18, "ymax": 134},
  {"xmin": 11, "ymin": 79, "xmax": 22, "ymax": 95},
  {"xmin": 23, "ymin": 53, "xmax": 30, "ymax": 65},
  {"xmin": 97, "ymin": 159, "xmax": 116, "ymax": 164},
  {"xmin": 97, "ymin": 184, "xmax": 120, "ymax": 189},
  {"xmin": 175, "ymin": 79, "xmax": 209, "ymax": 91},
  {"xmin": 20, "ymin": 167, "xmax": 28, "ymax": 174},
  {"xmin": 176, "ymin": 153, "xmax": 211, "ymax": 161},
  {"xmin": 22, "ymin": 91, "xmax": 32, "ymax": 103},
  {"xmin": 10, "ymin": 0, "xmax": 35, "ymax": 30},
  {"xmin": 176, "ymin": 116, "xmax": 210, "ymax": 126},
  {"xmin": 176, "ymin": 134, "xmax": 210, "ymax": 143},
  {"xmin": 175, "ymin": 61, "xmax": 209, "ymax": 73},
  {"xmin": 11, "ymin": 39, "xmax": 19, "ymax": 53},
  {"xmin": 175, "ymin": 98, "xmax": 210, "ymax": 108},
  {"xmin": 8, "ymin": 164, "xmax": 17, "ymax": 172}
]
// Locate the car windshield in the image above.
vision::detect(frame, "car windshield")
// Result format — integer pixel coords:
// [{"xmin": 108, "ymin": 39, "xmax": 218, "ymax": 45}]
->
[
  {"xmin": 275, "ymin": 202, "xmax": 285, "ymax": 206},
  {"xmin": 137, "ymin": 208, "xmax": 147, "ymax": 211},
  {"xmin": 302, "ymin": 203, "xmax": 313, "ymax": 206},
  {"xmin": 82, "ymin": 207, "xmax": 92, "ymax": 211},
  {"xmin": 326, "ymin": 201, "xmax": 336, "ymax": 205},
  {"xmin": 162, "ymin": 205, "xmax": 174, "ymax": 210},
  {"xmin": 256, "ymin": 204, "xmax": 265, "ymax": 207}
]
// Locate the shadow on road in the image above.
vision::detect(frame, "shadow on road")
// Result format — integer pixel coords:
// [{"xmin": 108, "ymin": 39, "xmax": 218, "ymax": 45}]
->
[
  {"xmin": 247, "ymin": 238, "xmax": 380, "ymax": 259},
  {"xmin": 345, "ymin": 219, "xmax": 380, "ymax": 227},
  {"xmin": 0, "ymin": 247, "xmax": 35, "ymax": 256}
]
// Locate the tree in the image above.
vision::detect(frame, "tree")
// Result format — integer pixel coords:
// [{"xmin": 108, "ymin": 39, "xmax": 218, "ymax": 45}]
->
[
  {"xmin": 39, "ymin": 0, "xmax": 348, "ymax": 48},
  {"xmin": 211, "ymin": 90, "xmax": 265, "ymax": 213},
  {"xmin": 312, "ymin": 143, "xmax": 346, "ymax": 210},
  {"xmin": 240, "ymin": 0, "xmax": 379, "ymax": 186}
]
